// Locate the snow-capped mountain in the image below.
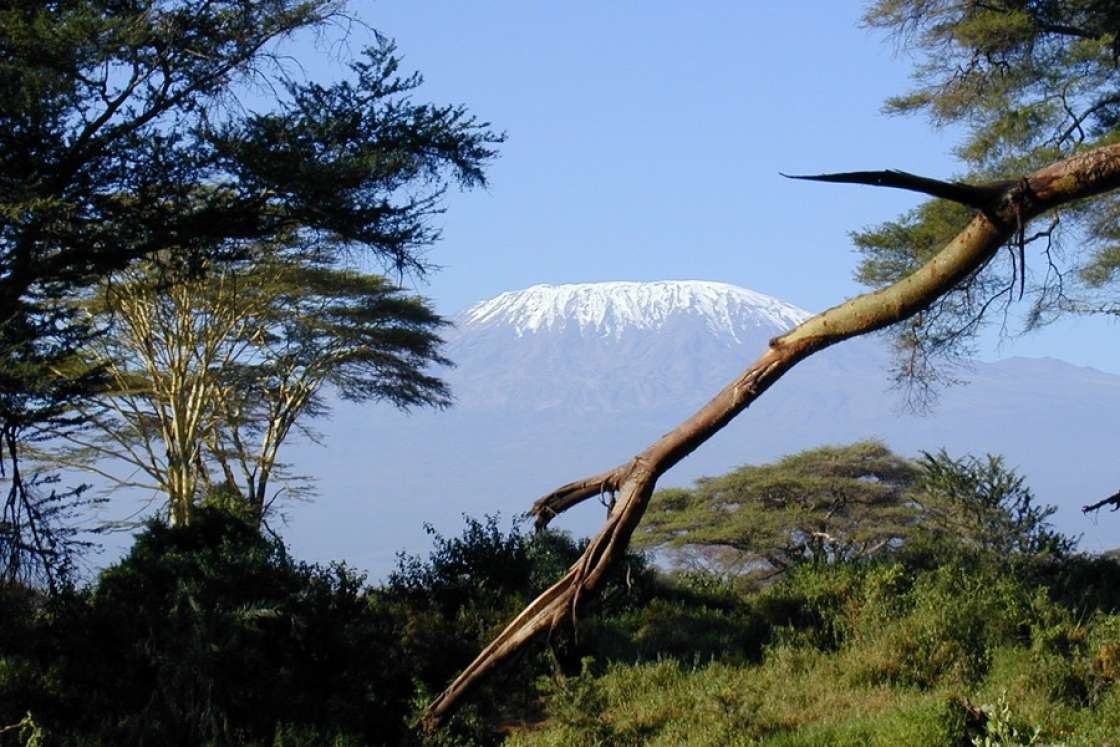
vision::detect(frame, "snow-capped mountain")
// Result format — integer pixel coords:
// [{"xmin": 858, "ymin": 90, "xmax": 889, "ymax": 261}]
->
[
  {"xmin": 286, "ymin": 280, "xmax": 1120, "ymax": 576},
  {"xmin": 444, "ymin": 281, "xmax": 825, "ymax": 412},
  {"xmin": 462, "ymin": 281, "xmax": 811, "ymax": 339}
]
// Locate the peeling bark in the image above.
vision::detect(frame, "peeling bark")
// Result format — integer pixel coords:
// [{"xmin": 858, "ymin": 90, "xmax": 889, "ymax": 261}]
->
[{"xmin": 422, "ymin": 143, "xmax": 1120, "ymax": 731}]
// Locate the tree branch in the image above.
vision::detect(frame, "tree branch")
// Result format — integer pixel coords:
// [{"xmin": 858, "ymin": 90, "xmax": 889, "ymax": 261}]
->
[
  {"xmin": 780, "ymin": 169, "xmax": 1011, "ymax": 209},
  {"xmin": 1082, "ymin": 490, "xmax": 1120, "ymax": 514},
  {"xmin": 422, "ymin": 142, "xmax": 1120, "ymax": 731},
  {"xmin": 528, "ymin": 468, "xmax": 627, "ymax": 529}
]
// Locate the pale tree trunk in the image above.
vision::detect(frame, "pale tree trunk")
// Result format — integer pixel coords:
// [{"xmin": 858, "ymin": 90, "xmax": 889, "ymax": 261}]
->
[{"xmin": 422, "ymin": 143, "xmax": 1120, "ymax": 730}]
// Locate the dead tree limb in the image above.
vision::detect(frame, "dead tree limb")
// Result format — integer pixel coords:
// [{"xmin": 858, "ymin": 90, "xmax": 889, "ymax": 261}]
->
[
  {"xmin": 422, "ymin": 143, "xmax": 1120, "ymax": 732},
  {"xmin": 529, "ymin": 468, "xmax": 625, "ymax": 530},
  {"xmin": 779, "ymin": 169, "xmax": 1013, "ymax": 208},
  {"xmin": 1083, "ymin": 489, "xmax": 1120, "ymax": 513}
]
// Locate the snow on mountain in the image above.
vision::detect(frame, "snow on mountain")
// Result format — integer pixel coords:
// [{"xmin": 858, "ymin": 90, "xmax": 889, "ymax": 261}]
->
[
  {"xmin": 461, "ymin": 280, "xmax": 811, "ymax": 340},
  {"xmin": 444, "ymin": 280, "xmax": 824, "ymax": 412}
]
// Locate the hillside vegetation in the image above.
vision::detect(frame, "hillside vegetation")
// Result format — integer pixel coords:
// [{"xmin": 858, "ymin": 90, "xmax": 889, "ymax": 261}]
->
[
  {"xmin": 3, "ymin": 445, "xmax": 1119, "ymax": 746},
  {"xmin": 510, "ymin": 555, "xmax": 1120, "ymax": 746}
]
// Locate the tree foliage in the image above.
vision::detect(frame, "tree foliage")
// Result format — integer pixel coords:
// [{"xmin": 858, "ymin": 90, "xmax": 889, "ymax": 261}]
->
[
  {"xmin": 0, "ymin": 0, "xmax": 501, "ymax": 559},
  {"xmin": 48, "ymin": 248, "xmax": 450, "ymax": 526},
  {"xmin": 0, "ymin": 0, "xmax": 499, "ymax": 314},
  {"xmin": 636, "ymin": 442, "xmax": 920, "ymax": 578},
  {"xmin": 910, "ymin": 448, "xmax": 1076, "ymax": 560},
  {"xmin": 855, "ymin": 0, "xmax": 1120, "ymax": 396},
  {"xmin": 636, "ymin": 442, "xmax": 1073, "ymax": 581}
]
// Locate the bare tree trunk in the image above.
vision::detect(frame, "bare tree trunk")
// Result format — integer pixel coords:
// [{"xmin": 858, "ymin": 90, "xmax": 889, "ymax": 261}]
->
[{"xmin": 421, "ymin": 143, "xmax": 1120, "ymax": 731}]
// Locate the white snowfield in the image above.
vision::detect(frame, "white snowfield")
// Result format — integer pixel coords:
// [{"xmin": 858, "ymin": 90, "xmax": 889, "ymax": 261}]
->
[{"xmin": 462, "ymin": 280, "xmax": 812, "ymax": 340}]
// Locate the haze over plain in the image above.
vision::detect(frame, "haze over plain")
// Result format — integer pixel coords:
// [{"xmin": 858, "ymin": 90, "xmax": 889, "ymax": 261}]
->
[{"xmin": 284, "ymin": 281, "xmax": 1120, "ymax": 577}]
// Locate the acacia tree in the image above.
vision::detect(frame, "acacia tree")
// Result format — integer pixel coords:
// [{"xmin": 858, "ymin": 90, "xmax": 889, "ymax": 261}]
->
[
  {"xmin": 0, "ymin": 0, "xmax": 500, "ymax": 573},
  {"xmin": 48, "ymin": 249, "xmax": 449, "ymax": 527},
  {"xmin": 422, "ymin": 1, "xmax": 1120, "ymax": 729},
  {"xmin": 203, "ymin": 258, "xmax": 452, "ymax": 521},
  {"xmin": 0, "ymin": 1, "xmax": 499, "ymax": 343},
  {"xmin": 635, "ymin": 443, "xmax": 1071, "ymax": 582},
  {"xmin": 636, "ymin": 442, "xmax": 920, "ymax": 579}
]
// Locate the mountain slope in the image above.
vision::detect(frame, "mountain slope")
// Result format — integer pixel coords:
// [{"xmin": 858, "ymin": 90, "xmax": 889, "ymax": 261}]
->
[
  {"xmin": 445, "ymin": 281, "xmax": 816, "ymax": 412},
  {"xmin": 462, "ymin": 281, "xmax": 810, "ymax": 338}
]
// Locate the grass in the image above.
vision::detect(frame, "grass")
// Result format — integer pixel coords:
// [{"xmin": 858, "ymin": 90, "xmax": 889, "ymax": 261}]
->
[
  {"xmin": 505, "ymin": 559, "xmax": 1120, "ymax": 746},
  {"xmin": 507, "ymin": 656, "xmax": 976, "ymax": 746}
]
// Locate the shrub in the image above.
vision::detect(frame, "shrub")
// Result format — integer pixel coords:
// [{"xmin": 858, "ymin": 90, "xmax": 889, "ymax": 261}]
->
[
  {"xmin": 0, "ymin": 507, "xmax": 413, "ymax": 746},
  {"xmin": 846, "ymin": 563, "xmax": 1032, "ymax": 689},
  {"xmin": 386, "ymin": 514, "xmax": 656, "ymax": 739},
  {"xmin": 754, "ymin": 563, "xmax": 865, "ymax": 651}
]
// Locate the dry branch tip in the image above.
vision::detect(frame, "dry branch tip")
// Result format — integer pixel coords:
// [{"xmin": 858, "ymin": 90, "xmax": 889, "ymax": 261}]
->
[
  {"xmin": 781, "ymin": 168, "xmax": 1007, "ymax": 209},
  {"xmin": 1083, "ymin": 489, "xmax": 1120, "ymax": 514}
]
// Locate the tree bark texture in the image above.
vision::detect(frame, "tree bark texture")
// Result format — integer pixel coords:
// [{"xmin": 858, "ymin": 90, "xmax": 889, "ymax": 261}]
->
[{"xmin": 422, "ymin": 143, "xmax": 1120, "ymax": 731}]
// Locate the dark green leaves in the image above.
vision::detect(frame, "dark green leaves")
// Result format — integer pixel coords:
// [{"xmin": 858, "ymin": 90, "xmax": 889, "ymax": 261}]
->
[{"xmin": 857, "ymin": 0, "xmax": 1120, "ymax": 390}]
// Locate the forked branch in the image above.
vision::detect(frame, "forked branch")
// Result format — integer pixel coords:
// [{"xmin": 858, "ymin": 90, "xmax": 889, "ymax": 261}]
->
[
  {"xmin": 422, "ymin": 143, "xmax": 1120, "ymax": 732},
  {"xmin": 528, "ymin": 468, "xmax": 626, "ymax": 530}
]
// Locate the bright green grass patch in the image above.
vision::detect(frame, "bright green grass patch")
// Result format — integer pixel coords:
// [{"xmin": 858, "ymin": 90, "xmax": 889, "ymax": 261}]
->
[{"xmin": 506, "ymin": 656, "xmax": 977, "ymax": 747}]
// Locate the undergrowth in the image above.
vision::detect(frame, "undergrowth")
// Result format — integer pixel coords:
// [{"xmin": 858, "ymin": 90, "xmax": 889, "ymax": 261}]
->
[
  {"xmin": 509, "ymin": 557, "xmax": 1120, "ymax": 746},
  {"xmin": 4, "ymin": 509, "xmax": 1120, "ymax": 745}
]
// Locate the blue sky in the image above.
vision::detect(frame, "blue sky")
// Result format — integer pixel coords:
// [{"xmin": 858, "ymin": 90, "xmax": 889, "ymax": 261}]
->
[
  {"xmin": 66, "ymin": 2, "xmax": 1120, "ymax": 578},
  {"xmin": 278, "ymin": 1, "xmax": 1120, "ymax": 374}
]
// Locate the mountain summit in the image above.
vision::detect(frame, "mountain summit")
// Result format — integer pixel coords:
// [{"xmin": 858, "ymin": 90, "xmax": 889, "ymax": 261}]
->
[
  {"xmin": 446, "ymin": 281, "xmax": 815, "ymax": 412},
  {"xmin": 461, "ymin": 281, "xmax": 811, "ymax": 340}
]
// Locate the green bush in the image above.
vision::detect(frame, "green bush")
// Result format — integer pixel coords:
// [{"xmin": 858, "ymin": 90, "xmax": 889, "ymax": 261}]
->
[
  {"xmin": 508, "ymin": 551, "xmax": 1120, "ymax": 746},
  {"xmin": 754, "ymin": 562, "xmax": 866, "ymax": 651},
  {"xmin": 388, "ymin": 515, "xmax": 654, "ymax": 616},
  {"xmin": 847, "ymin": 564, "xmax": 1032, "ymax": 688},
  {"xmin": 587, "ymin": 596, "xmax": 767, "ymax": 666},
  {"xmin": 385, "ymin": 514, "xmax": 656, "ymax": 741},
  {"xmin": 0, "ymin": 507, "xmax": 413, "ymax": 746}
]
